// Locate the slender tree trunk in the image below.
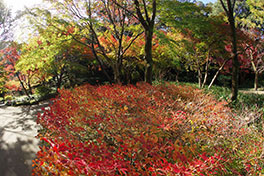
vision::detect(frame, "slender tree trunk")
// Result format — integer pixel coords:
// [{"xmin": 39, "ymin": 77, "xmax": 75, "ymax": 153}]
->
[
  {"xmin": 56, "ymin": 71, "xmax": 64, "ymax": 93},
  {"xmin": 202, "ymin": 67, "xmax": 208, "ymax": 88},
  {"xmin": 90, "ymin": 40, "xmax": 112, "ymax": 83},
  {"xmin": 250, "ymin": 50, "xmax": 258, "ymax": 91},
  {"xmin": 114, "ymin": 0, "xmax": 156, "ymax": 84},
  {"xmin": 175, "ymin": 72, "xmax": 179, "ymax": 82},
  {"xmin": 27, "ymin": 76, "xmax": 33, "ymax": 95},
  {"xmin": 198, "ymin": 68, "xmax": 202, "ymax": 88},
  {"xmin": 202, "ymin": 52, "xmax": 210, "ymax": 88},
  {"xmin": 208, "ymin": 59, "xmax": 229, "ymax": 89},
  {"xmin": 15, "ymin": 73, "xmax": 30, "ymax": 98},
  {"xmin": 254, "ymin": 72, "xmax": 259, "ymax": 91},
  {"xmin": 88, "ymin": 0, "xmax": 112, "ymax": 84}
]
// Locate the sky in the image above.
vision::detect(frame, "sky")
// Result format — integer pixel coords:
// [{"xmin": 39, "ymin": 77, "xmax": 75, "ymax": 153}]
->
[
  {"xmin": 3, "ymin": 0, "xmax": 44, "ymax": 42},
  {"xmin": 201, "ymin": 0, "xmax": 217, "ymax": 4},
  {"xmin": 3, "ymin": 0, "xmax": 43, "ymax": 13},
  {"xmin": 4, "ymin": 0, "xmax": 217, "ymax": 14},
  {"xmin": 3, "ymin": 0, "xmax": 217, "ymax": 42}
]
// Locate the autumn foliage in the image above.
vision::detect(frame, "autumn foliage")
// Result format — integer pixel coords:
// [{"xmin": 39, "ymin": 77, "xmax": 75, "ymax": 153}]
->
[{"xmin": 33, "ymin": 83, "xmax": 264, "ymax": 175}]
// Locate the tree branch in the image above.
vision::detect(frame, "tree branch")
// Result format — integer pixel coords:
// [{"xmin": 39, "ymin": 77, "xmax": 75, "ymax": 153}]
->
[
  {"xmin": 134, "ymin": 0, "xmax": 148, "ymax": 29},
  {"xmin": 122, "ymin": 31, "xmax": 144, "ymax": 57},
  {"xmin": 143, "ymin": 0, "xmax": 150, "ymax": 23},
  {"xmin": 219, "ymin": 0, "xmax": 229, "ymax": 16}
]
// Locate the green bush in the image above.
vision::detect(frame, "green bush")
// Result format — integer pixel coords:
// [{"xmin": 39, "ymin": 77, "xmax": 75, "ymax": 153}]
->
[
  {"xmin": 4, "ymin": 95, "xmax": 13, "ymax": 101},
  {"xmin": 35, "ymin": 85, "xmax": 54, "ymax": 97}
]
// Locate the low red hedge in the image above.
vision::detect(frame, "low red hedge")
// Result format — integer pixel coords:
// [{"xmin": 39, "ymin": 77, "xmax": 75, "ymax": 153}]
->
[{"xmin": 33, "ymin": 83, "xmax": 264, "ymax": 175}]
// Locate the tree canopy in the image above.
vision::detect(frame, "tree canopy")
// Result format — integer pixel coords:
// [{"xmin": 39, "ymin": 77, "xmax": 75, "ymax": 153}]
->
[{"xmin": 0, "ymin": 0, "xmax": 263, "ymax": 101}]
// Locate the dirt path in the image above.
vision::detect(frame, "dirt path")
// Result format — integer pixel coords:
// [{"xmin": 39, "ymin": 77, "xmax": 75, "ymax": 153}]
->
[
  {"xmin": 0, "ymin": 102, "xmax": 49, "ymax": 176},
  {"xmin": 239, "ymin": 90, "xmax": 264, "ymax": 94}
]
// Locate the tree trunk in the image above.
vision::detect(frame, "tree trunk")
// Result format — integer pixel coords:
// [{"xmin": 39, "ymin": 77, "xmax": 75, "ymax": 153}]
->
[
  {"xmin": 27, "ymin": 76, "xmax": 33, "ymax": 95},
  {"xmin": 144, "ymin": 30, "xmax": 154, "ymax": 84},
  {"xmin": 90, "ymin": 35, "xmax": 113, "ymax": 83},
  {"xmin": 198, "ymin": 68, "xmax": 202, "ymax": 88},
  {"xmin": 125, "ymin": 67, "xmax": 132, "ymax": 84},
  {"xmin": 202, "ymin": 52, "xmax": 210, "ymax": 88},
  {"xmin": 230, "ymin": 17, "xmax": 239, "ymax": 101},
  {"xmin": 15, "ymin": 73, "xmax": 30, "ymax": 99},
  {"xmin": 88, "ymin": 0, "xmax": 112, "ymax": 84},
  {"xmin": 220, "ymin": 0, "xmax": 239, "ymax": 101},
  {"xmin": 254, "ymin": 72, "xmax": 259, "ymax": 91},
  {"xmin": 113, "ymin": 63, "xmax": 122, "ymax": 84},
  {"xmin": 56, "ymin": 71, "xmax": 64, "ymax": 93},
  {"xmin": 250, "ymin": 49, "xmax": 258, "ymax": 91},
  {"xmin": 202, "ymin": 67, "xmax": 208, "ymax": 89},
  {"xmin": 175, "ymin": 72, "xmax": 179, "ymax": 82},
  {"xmin": 208, "ymin": 59, "xmax": 229, "ymax": 89},
  {"xmin": 133, "ymin": 0, "xmax": 156, "ymax": 85}
]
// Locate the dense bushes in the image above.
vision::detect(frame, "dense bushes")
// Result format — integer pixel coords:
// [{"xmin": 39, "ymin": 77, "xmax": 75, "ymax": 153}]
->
[{"xmin": 33, "ymin": 83, "xmax": 264, "ymax": 175}]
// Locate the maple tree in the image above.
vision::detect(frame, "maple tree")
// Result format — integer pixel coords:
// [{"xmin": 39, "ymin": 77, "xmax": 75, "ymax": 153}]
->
[
  {"xmin": 213, "ymin": 0, "xmax": 264, "ymax": 99},
  {"xmin": 133, "ymin": 0, "xmax": 156, "ymax": 84},
  {"xmin": 242, "ymin": 29, "xmax": 264, "ymax": 90},
  {"xmin": 151, "ymin": 32, "xmax": 182, "ymax": 81},
  {"xmin": 25, "ymin": 5, "xmax": 113, "ymax": 84},
  {"xmin": 0, "ymin": 62, "xmax": 7, "ymax": 95},
  {"xmin": 0, "ymin": 43, "xmax": 37, "ymax": 97},
  {"xmin": 113, "ymin": 0, "xmax": 157, "ymax": 84},
  {"xmin": 16, "ymin": 25, "xmax": 97, "ymax": 92},
  {"xmin": 30, "ymin": 0, "xmax": 145, "ymax": 84},
  {"xmin": 159, "ymin": 1, "xmax": 231, "ymax": 88},
  {"xmin": 93, "ymin": 0, "xmax": 144, "ymax": 83},
  {"xmin": 207, "ymin": 23, "xmax": 250, "ymax": 89},
  {"xmin": 235, "ymin": 0, "xmax": 264, "ymax": 90},
  {"xmin": 236, "ymin": 0, "xmax": 264, "ymax": 29}
]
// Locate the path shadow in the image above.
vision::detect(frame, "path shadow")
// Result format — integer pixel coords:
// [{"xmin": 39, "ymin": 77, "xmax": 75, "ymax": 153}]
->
[
  {"xmin": 13, "ymin": 100, "xmax": 51, "ymax": 117},
  {"xmin": 0, "ymin": 102, "xmax": 50, "ymax": 176},
  {"xmin": 0, "ymin": 101, "xmax": 51, "ymax": 132},
  {"xmin": 0, "ymin": 129, "xmax": 38, "ymax": 176}
]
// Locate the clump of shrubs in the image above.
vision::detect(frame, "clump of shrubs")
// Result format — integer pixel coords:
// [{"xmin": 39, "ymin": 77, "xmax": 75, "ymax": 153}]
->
[
  {"xmin": 33, "ymin": 83, "xmax": 264, "ymax": 175},
  {"xmin": 35, "ymin": 85, "xmax": 54, "ymax": 98}
]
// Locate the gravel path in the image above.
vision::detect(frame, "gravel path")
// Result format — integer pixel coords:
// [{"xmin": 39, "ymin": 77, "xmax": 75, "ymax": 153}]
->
[{"xmin": 0, "ymin": 102, "xmax": 49, "ymax": 176}]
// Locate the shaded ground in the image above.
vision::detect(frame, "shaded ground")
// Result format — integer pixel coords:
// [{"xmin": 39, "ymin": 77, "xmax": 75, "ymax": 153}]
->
[{"xmin": 0, "ymin": 102, "xmax": 49, "ymax": 176}]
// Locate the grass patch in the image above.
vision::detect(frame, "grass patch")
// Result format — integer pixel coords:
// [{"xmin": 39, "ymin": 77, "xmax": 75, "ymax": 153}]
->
[{"xmin": 170, "ymin": 81, "xmax": 264, "ymax": 111}]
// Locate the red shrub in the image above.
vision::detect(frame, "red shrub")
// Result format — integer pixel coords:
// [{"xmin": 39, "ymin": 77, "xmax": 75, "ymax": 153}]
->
[{"xmin": 33, "ymin": 83, "xmax": 264, "ymax": 175}]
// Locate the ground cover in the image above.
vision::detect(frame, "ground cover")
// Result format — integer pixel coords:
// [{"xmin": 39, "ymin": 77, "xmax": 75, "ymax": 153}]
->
[{"xmin": 33, "ymin": 83, "xmax": 264, "ymax": 175}]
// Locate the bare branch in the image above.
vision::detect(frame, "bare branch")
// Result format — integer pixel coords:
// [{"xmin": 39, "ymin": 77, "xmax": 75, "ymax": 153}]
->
[
  {"xmin": 142, "ymin": 0, "xmax": 150, "ymax": 23},
  {"xmin": 151, "ymin": 0, "xmax": 156, "ymax": 25},
  {"xmin": 134, "ymin": 0, "xmax": 148, "ymax": 29},
  {"xmin": 219, "ymin": 0, "xmax": 229, "ymax": 16},
  {"xmin": 113, "ymin": 0, "xmax": 139, "ymax": 21},
  {"xmin": 122, "ymin": 31, "xmax": 144, "ymax": 56}
]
